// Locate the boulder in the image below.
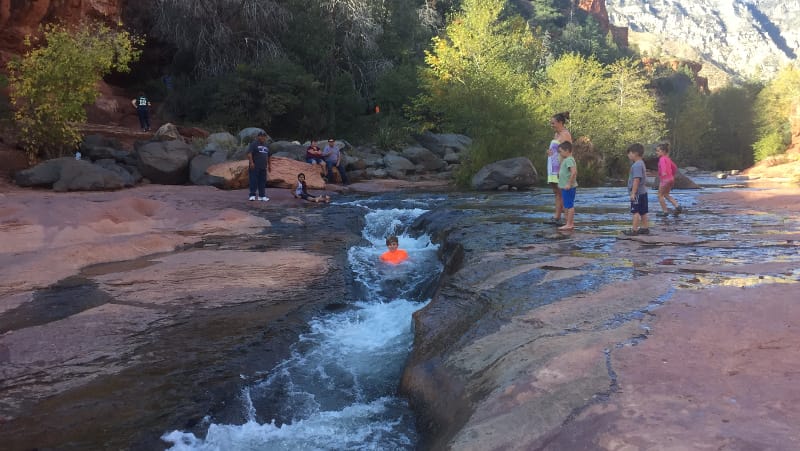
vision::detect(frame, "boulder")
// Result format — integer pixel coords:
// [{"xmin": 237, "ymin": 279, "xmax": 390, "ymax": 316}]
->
[
  {"xmin": 136, "ymin": 140, "xmax": 197, "ymax": 185},
  {"xmin": 443, "ymin": 149, "xmax": 462, "ymax": 164},
  {"xmin": 205, "ymin": 157, "xmax": 326, "ymax": 190},
  {"xmin": 668, "ymin": 171, "xmax": 701, "ymax": 189},
  {"xmin": 206, "ymin": 132, "xmax": 238, "ymax": 154},
  {"xmin": 383, "ymin": 154, "xmax": 416, "ymax": 178},
  {"xmin": 14, "ymin": 157, "xmax": 74, "ymax": 187},
  {"xmin": 189, "ymin": 154, "xmax": 226, "ymax": 186},
  {"xmin": 471, "ymin": 157, "xmax": 538, "ymax": 190},
  {"xmin": 80, "ymin": 135, "xmax": 125, "ymax": 162},
  {"xmin": 153, "ymin": 123, "xmax": 182, "ymax": 141},
  {"xmin": 402, "ymin": 146, "xmax": 447, "ymax": 172},
  {"xmin": 52, "ymin": 160, "xmax": 125, "ymax": 192},
  {"xmin": 95, "ymin": 159, "xmax": 139, "ymax": 187},
  {"xmin": 414, "ymin": 132, "xmax": 472, "ymax": 157},
  {"xmin": 269, "ymin": 141, "xmax": 306, "ymax": 161},
  {"xmin": 238, "ymin": 128, "xmax": 270, "ymax": 144}
]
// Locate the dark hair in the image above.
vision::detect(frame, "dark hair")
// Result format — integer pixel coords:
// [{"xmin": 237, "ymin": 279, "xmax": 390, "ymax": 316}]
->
[
  {"xmin": 297, "ymin": 173, "xmax": 305, "ymax": 179},
  {"xmin": 656, "ymin": 142, "xmax": 670, "ymax": 154},
  {"xmin": 557, "ymin": 141, "xmax": 573, "ymax": 152},
  {"xmin": 385, "ymin": 235, "xmax": 399, "ymax": 245},
  {"xmin": 627, "ymin": 143, "xmax": 645, "ymax": 156},
  {"xmin": 552, "ymin": 111, "xmax": 570, "ymax": 124}
]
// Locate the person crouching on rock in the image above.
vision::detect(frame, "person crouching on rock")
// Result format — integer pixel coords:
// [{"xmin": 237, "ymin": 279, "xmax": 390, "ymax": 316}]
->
[
  {"xmin": 380, "ymin": 235, "xmax": 408, "ymax": 264},
  {"xmin": 293, "ymin": 173, "xmax": 330, "ymax": 203},
  {"xmin": 306, "ymin": 140, "xmax": 327, "ymax": 179}
]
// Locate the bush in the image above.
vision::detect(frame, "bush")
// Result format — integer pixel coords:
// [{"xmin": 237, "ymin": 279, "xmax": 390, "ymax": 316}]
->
[
  {"xmin": 753, "ymin": 131, "xmax": 788, "ymax": 162},
  {"xmin": 8, "ymin": 22, "xmax": 142, "ymax": 162}
]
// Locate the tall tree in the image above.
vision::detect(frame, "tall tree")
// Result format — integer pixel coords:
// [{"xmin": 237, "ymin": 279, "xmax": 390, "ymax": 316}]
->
[
  {"xmin": 414, "ymin": 0, "xmax": 548, "ymax": 181},
  {"xmin": 753, "ymin": 64, "xmax": 800, "ymax": 161}
]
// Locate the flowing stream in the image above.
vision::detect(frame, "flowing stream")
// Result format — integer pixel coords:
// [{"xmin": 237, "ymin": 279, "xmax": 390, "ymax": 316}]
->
[{"xmin": 163, "ymin": 203, "xmax": 441, "ymax": 450}]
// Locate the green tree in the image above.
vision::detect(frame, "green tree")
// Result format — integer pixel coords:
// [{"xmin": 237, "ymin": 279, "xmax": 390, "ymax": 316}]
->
[
  {"xmin": 706, "ymin": 84, "xmax": 759, "ymax": 169},
  {"xmin": 753, "ymin": 64, "xmax": 800, "ymax": 161},
  {"xmin": 8, "ymin": 22, "xmax": 142, "ymax": 162},
  {"xmin": 414, "ymin": 0, "xmax": 548, "ymax": 183},
  {"xmin": 539, "ymin": 55, "xmax": 663, "ymax": 155}
]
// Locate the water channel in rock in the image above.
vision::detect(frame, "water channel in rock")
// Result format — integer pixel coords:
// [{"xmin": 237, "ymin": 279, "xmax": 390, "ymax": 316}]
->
[{"xmin": 162, "ymin": 202, "xmax": 443, "ymax": 450}]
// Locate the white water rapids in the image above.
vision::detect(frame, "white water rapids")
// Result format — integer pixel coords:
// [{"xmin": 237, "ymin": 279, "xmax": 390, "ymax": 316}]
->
[{"xmin": 163, "ymin": 206, "xmax": 440, "ymax": 450}]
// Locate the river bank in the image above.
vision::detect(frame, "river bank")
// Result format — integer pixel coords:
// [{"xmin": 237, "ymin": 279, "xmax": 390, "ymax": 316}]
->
[{"xmin": 401, "ymin": 185, "xmax": 800, "ymax": 450}]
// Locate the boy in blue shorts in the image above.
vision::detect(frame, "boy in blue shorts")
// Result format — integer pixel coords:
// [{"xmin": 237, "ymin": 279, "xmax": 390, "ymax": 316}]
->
[
  {"xmin": 624, "ymin": 143, "xmax": 650, "ymax": 235},
  {"xmin": 557, "ymin": 141, "xmax": 578, "ymax": 231}
]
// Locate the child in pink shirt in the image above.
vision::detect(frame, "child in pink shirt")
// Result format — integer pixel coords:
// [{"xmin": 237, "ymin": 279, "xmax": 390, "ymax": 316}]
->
[{"xmin": 656, "ymin": 143, "xmax": 683, "ymax": 216}]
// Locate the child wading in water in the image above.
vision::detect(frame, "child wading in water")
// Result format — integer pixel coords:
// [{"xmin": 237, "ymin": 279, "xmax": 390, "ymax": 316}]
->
[
  {"xmin": 380, "ymin": 236, "xmax": 408, "ymax": 264},
  {"xmin": 293, "ymin": 173, "xmax": 330, "ymax": 203},
  {"xmin": 624, "ymin": 143, "xmax": 650, "ymax": 236},
  {"xmin": 557, "ymin": 141, "xmax": 578, "ymax": 231},
  {"xmin": 656, "ymin": 142, "xmax": 683, "ymax": 216}
]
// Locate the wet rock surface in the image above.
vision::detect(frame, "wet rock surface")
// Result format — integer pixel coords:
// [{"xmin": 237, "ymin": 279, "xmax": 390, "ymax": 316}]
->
[
  {"xmin": 402, "ymin": 185, "xmax": 800, "ymax": 450},
  {"xmin": 0, "ymin": 184, "xmax": 370, "ymax": 450}
]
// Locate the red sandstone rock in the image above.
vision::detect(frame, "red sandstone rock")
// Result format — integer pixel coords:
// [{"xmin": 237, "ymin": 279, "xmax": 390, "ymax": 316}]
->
[{"xmin": 206, "ymin": 157, "xmax": 327, "ymax": 190}]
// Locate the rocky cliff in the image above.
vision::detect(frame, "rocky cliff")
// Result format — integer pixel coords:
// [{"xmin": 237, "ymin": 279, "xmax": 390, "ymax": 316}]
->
[
  {"xmin": 604, "ymin": 0, "xmax": 800, "ymax": 88},
  {"xmin": 0, "ymin": 0, "xmax": 123, "ymax": 69}
]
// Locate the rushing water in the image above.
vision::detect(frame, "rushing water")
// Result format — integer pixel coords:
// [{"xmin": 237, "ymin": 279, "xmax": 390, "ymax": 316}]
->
[{"xmin": 162, "ymin": 205, "xmax": 441, "ymax": 451}]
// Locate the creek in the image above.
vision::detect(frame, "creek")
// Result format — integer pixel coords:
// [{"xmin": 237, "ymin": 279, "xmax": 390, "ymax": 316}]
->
[{"xmin": 162, "ymin": 201, "xmax": 443, "ymax": 450}]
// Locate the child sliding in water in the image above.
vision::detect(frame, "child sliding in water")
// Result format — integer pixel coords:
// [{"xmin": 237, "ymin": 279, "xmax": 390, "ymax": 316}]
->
[
  {"xmin": 293, "ymin": 173, "xmax": 330, "ymax": 203},
  {"xmin": 380, "ymin": 236, "xmax": 408, "ymax": 264}
]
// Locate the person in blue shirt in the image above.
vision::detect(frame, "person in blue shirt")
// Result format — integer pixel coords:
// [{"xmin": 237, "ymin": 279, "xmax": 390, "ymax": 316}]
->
[{"xmin": 247, "ymin": 131, "xmax": 272, "ymax": 202}]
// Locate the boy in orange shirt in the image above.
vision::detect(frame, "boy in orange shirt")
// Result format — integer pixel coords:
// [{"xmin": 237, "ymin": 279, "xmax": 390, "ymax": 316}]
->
[{"xmin": 380, "ymin": 236, "xmax": 408, "ymax": 264}]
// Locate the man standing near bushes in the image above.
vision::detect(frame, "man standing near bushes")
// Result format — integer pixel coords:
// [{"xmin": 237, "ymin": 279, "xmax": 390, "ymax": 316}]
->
[
  {"xmin": 247, "ymin": 131, "xmax": 271, "ymax": 201},
  {"xmin": 321, "ymin": 138, "xmax": 349, "ymax": 185}
]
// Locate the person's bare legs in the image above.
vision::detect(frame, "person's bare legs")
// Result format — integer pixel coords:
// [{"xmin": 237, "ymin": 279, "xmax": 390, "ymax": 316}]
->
[
  {"xmin": 658, "ymin": 186, "xmax": 669, "ymax": 212},
  {"xmin": 558, "ymin": 208, "xmax": 575, "ymax": 230},
  {"xmin": 550, "ymin": 183, "xmax": 563, "ymax": 220},
  {"xmin": 632, "ymin": 213, "xmax": 641, "ymax": 231}
]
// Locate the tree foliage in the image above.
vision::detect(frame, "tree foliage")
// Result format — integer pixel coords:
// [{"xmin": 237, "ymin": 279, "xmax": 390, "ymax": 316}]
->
[
  {"xmin": 414, "ymin": 0, "xmax": 548, "ymax": 183},
  {"xmin": 536, "ymin": 54, "xmax": 664, "ymax": 179},
  {"xmin": 753, "ymin": 64, "xmax": 800, "ymax": 161},
  {"xmin": 152, "ymin": 0, "xmax": 289, "ymax": 77},
  {"xmin": 8, "ymin": 22, "xmax": 142, "ymax": 162}
]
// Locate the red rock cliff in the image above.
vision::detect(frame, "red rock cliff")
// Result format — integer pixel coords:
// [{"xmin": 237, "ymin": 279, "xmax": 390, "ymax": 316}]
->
[
  {"xmin": 578, "ymin": 0, "xmax": 628, "ymax": 47},
  {"xmin": 0, "ymin": 0, "xmax": 122, "ymax": 68}
]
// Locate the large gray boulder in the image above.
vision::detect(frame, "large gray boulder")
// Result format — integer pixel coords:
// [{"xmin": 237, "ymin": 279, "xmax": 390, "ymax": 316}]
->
[
  {"xmin": 80, "ymin": 135, "xmax": 128, "ymax": 161},
  {"xmin": 190, "ymin": 154, "xmax": 226, "ymax": 186},
  {"xmin": 238, "ymin": 128, "xmax": 269, "ymax": 144},
  {"xmin": 383, "ymin": 154, "xmax": 416, "ymax": 179},
  {"xmin": 136, "ymin": 140, "xmax": 197, "ymax": 184},
  {"xmin": 14, "ymin": 157, "xmax": 73, "ymax": 187},
  {"xmin": 153, "ymin": 123, "xmax": 182, "ymax": 141},
  {"xmin": 414, "ymin": 132, "xmax": 472, "ymax": 157},
  {"xmin": 402, "ymin": 146, "xmax": 447, "ymax": 172},
  {"xmin": 471, "ymin": 157, "xmax": 538, "ymax": 190},
  {"xmin": 269, "ymin": 141, "xmax": 306, "ymax": 161},
  {"xmin": 95, "ymin": 159, "xmax": 140, "ymax": 187},
  {"xmin": 52, "ymin": 160, "xmax": 125, "ymax": 192}
]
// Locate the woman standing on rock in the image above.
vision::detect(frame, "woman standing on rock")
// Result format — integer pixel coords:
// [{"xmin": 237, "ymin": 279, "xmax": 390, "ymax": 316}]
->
[{"xmin": 545, "ymin": 112, "xmax": 572, "ymax": 225}]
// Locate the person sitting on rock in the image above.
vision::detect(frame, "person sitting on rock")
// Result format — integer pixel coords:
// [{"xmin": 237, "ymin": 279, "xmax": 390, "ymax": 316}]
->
[
  {"xmin": 380, "ymin": 235, "xmax": 408, "ymax": 264},
  {"xmin": 321, "ymin": 138, "xmax": 349, "ymax": 185},
  {"xmin": 306, "ymin": 140, "xmax": 327, "ymax": 178},
  {"xmin": 293, "ymin": 173, "xmax": 330, "ymax": 203}
]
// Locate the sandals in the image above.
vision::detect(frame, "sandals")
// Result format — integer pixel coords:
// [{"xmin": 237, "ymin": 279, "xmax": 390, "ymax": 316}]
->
[{"xmin": 622, "ymin": 228, "xmax": 650, "ymax": 236}]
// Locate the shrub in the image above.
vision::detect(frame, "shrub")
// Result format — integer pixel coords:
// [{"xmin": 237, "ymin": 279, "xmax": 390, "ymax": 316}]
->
[{"xmin": 7, "ymin": 22, "xmax": 142, "ymax": 162}]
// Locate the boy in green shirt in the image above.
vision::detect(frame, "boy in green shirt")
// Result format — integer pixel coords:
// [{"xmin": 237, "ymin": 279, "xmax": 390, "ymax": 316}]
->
[{"xmin": 557, "ymin": 141, "xmax": 578, "ymax": 231}]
